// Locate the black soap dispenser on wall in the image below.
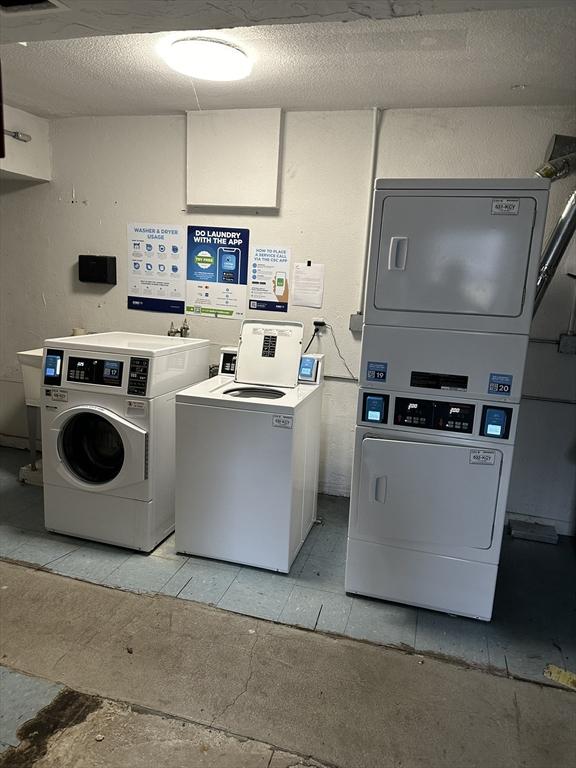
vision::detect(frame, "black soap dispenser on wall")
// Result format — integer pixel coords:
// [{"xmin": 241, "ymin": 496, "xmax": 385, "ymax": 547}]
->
[{"xmin": 78, "ymin": 255, "xmax": 117, "ymax": 285}]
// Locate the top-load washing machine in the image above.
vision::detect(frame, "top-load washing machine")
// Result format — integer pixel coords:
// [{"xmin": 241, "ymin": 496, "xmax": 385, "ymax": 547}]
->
[
  {"xmin": 175, "ymin": 320, "xmax": 324, "ymax": 572},
  {"xmin": 346, "ymin": 179, "xmax": 550, "ymax": 620},
  {"xmin": 41, "ymin": 332, "xmax": 209, "ymax": 551}
]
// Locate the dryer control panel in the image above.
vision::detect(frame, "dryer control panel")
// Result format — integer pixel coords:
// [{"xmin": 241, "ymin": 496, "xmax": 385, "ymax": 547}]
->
[
  {"xmin": 395, "ymin": 397, "xmax": 475, "ymax": 434},
  {"xmin": 359, "ymin": 391, "xmax": 513, "ymax": 440}
]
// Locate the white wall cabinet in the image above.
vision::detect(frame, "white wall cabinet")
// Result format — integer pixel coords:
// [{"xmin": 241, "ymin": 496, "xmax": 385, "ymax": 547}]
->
[
  {"xmin": 186, "ymin": 108, "xmax": 281, "ymax": 208},
  {"xmin": 0, "ymin": 105, "xmax": 51, "ymax": 182}
]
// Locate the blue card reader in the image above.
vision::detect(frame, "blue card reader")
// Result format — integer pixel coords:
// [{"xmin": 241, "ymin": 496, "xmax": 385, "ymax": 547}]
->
[
  {"xmin": 298, "ymin": 356, "xmax": 318, "ymax": 383},
  {"xmin": 481, "ymin": 406, "xmax": 512, "ymax": 440}
]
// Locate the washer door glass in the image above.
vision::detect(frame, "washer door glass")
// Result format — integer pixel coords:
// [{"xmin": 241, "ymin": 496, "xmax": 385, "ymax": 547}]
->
[{"xmin": 60, "ymin": 412, "xmax": 125, "ymax": 484}]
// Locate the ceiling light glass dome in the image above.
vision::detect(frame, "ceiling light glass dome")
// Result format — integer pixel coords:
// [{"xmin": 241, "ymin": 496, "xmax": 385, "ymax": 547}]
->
[{"xmin": 162, "ymin": 38, "xmax": 252, "ymax": 81}]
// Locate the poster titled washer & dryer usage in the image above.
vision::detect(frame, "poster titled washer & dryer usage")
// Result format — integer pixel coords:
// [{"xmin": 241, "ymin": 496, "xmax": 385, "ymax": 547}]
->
[
  {"xmin": 186, "ymin": 226, "xmax": 250, "ymax": 319},
  {"xmin": 127, "ymin": 223, "xmax": 186, "ymax": 314}
]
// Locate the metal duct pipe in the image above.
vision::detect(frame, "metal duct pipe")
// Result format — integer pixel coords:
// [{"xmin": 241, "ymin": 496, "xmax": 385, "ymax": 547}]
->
[
  {"xmin": 534, "ymin": 152, "xmax": 576, "ymax": 182},
  {"xmin": 533, "ymin": 189, "xmax": 576, "ymax": 315},
  {"xmin": 3, "ymin": 129, "xmax": 32, "ymax": 143}
]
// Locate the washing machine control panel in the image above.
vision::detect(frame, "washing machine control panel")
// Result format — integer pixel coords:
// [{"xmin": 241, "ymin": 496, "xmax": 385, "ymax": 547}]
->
[
  {"xmin": 394, "ymin": 397, "xmax": 475, "ymax": 433},
  {"xmin": 127, "ymin": 357, "xmax": 149, "ymax": 396},
  {"xmin": 67, "ymin": 356, "xmax": 123, "ymax": 387}
]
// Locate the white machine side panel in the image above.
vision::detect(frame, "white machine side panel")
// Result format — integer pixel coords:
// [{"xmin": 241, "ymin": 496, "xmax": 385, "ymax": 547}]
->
[
  {"xmin": 360, "ymin": 326, "xmax": 528, "ymax": 403},
  {"xmin": 354, "ymin": 437, "xmax": 502, "ymax": 549},
  {"xmin": 176, "ymin": 404, "xmax": 293, "ymax": 570},
  {"xmin": 301, "ymin": 389, "xmax": 322, "ymax": 539},
  {"xmin": 290, "ymin": 405, "xmax": 307, "ymax": 562},
  {"xmin": 374, "ymin": 195, "xmax": 535, "ymax": 317},
  {"xmin": 148, "ymin": 391, "xmax": 178, "ymax": 538}
]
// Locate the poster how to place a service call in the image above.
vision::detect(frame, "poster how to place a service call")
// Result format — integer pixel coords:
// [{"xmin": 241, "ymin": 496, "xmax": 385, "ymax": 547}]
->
[
  {"xmin": 127, "ymin": 223, "xmax": 186, "ymax": 314},
  {"xmin": 186, "ymin": 226, "xmax": 250, "ymax": 319},
  {"xmin": 248, "ymin": 246, "xmax": 291, "ymax": 312}
]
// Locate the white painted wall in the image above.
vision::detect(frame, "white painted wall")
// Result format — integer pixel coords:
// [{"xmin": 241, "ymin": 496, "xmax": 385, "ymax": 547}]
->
[
  {"xmin": 0, "ymin": 105, "xmax": 51, "ymax": 181},
  {"xmin": 1, "ymin": 105, "xmax": 574, "ymax": 530}
]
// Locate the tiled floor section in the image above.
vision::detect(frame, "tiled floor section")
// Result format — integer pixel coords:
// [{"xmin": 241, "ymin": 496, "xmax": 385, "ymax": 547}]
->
[
  {"xmin": 1, "ymin": 447, "xmax": 575, "ymax": 684},
  {"xmin": 0, "ymin": 667, "xmax": 63, "ymax": 751}
]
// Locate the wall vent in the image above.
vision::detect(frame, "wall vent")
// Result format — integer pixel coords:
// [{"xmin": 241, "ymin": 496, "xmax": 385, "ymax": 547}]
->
[{"xmin": 0, "ymin": 0, "xmax": 69, "ymax": 15}]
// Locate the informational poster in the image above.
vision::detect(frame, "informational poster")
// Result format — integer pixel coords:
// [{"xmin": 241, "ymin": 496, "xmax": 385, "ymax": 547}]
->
[
  {"xmin": 127, "ymin": 223, "xmax": 186, "ymax": 314},
  {"xmin": 248, "ymin": 246, "xmax": 291, "ymax": 313},
  {"xmin": 292, "ymin": 262, "xmax": 325, "ymax": 308},
  {"xmin": 186, "ymin": 226, "xmax": 249, "ymax": 319}
]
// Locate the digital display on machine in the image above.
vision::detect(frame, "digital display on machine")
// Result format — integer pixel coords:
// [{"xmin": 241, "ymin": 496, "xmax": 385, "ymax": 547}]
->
[
  {"xmin": 103, "ymin": 360, "xmax": 121, "ymax": 384},
  {"xmin": 298, "ymin": 356, "xmax": 318, "ymax": 383},
  {"xmin": 410, "ymin": 371, "xmax": 468, "ymax": 392},
  {"xmin": 394, "ymin": 397, "xmax": 475, "ymax": 433},
  {"xmin": 362, "ymin": 393, "xmax": 389, "ymax": 424},
  {"xmin": 44, "ymin": 349, "xmax": 64, "ymax": 386},
  {"xmin": 481, "ymin": 406, "xmax": 512, "ymax": 440},
  {"xmin": 67, "ymin": 357, "xmax": 124, "ymax": 387}
]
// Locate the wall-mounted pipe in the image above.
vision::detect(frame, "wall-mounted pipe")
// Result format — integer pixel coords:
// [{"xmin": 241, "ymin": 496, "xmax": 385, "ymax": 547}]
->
[
  {"xmin": 534, "ymin": 152, "xmax": 576, "ymax": 182},
  {"xmin": 3, "ymin": 128, "xmax": 32, "ymax": 143},
  {"xmin": 533, "ymin": 189, "xmax": 576, "ymax": 315}
]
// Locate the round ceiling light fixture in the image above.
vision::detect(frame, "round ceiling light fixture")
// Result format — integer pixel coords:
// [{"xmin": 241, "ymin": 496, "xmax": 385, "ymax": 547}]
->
[{"xmin": 161, "ymin": 38, "xmax": 252, "ymax": 81}]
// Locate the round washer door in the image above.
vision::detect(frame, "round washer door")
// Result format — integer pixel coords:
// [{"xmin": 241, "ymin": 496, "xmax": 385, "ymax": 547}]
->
[
  {"xmin": 49, "ymin": 405, "xmax": 148, "ymax": 493},
  {"xmin": 60, "ymin": 411, "xmax": 125, "ymax": 484}
]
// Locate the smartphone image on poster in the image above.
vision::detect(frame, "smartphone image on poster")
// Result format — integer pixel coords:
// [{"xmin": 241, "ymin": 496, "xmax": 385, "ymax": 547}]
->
[
  {"xmin": 274, "ymin": 271, "xmax": 287, "ymax": 297},
  {"xmin": 218, "ymin": 247, "xmax": 240, "ymax": 283}
]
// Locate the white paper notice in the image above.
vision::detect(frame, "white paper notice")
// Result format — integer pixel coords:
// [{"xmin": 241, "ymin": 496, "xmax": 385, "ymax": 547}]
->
[{"xmin": 292, "ymin": 263, "xmax": 325, "ymax": 308}]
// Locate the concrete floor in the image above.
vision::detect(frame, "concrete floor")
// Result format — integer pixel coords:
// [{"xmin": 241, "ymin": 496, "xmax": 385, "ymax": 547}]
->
[
  {"xmin": 1, "ymin": 560, "xmax": 576, "ymax": 768},
  {"xmin": 1, "ymin": 446, "xmax": 575, "ymax": 686},
  {"xmin": 0, "ymin": 669, "xmax": 326, "ymax": 768}
]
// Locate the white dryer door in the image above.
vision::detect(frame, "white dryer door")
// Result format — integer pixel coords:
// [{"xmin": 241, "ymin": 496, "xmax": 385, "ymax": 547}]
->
[
  {"xmin": 354, "ymin": 437, "xmax": 502, "ymax": 550},
  {"xmin": 49, "ymin": 405, "xmax": 148, "ymax": 493}
]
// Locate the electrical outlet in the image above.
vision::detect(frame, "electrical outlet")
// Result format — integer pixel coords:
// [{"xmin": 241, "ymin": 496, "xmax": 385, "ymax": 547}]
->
[{"xmin": 313, "ymin": 318, "xmax": 326, "ymax": 332}]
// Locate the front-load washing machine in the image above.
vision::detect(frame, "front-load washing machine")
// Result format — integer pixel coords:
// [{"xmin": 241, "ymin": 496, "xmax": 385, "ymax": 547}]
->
[
  {"xmin": 175, "ymin": 320, "xmax": 324, "ymax": 572},
  {"xmin": 41, "ymin": 332, "xmax": 209, "ymax": 551}
]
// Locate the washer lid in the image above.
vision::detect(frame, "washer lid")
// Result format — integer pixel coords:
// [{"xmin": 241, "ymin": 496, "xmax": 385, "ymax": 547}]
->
[{"xmin": 235, "ymin": 320, "xmax": 303, "ymax": 388}]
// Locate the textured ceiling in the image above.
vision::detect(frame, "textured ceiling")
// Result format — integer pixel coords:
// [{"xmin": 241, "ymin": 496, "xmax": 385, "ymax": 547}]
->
[
  {"xmin": 0, "ymin": 0, "xmax": 572, "ymax": 44},
  {"xmin": 1, "ymin": 6, "xmax": 575, "ymax": 117}
]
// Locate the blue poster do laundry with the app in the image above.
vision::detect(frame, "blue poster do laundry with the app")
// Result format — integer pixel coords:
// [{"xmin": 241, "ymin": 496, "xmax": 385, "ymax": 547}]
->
[{"xmin": 186, "ymin": 226, "xmax": 250, "ymax": 319}]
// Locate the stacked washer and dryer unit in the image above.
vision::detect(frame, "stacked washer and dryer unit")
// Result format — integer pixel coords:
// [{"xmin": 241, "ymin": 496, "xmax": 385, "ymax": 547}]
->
[
  {"xmin": 41, "ymin": 332, "xmax": 209, "ymax": 551},
  {"xmin": 346, "ymin": 179, "xmax": 550, "ymax": 621}
]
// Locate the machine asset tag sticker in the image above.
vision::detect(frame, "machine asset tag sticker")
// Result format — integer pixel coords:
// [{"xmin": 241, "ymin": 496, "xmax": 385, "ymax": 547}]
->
[
  {"xmin": 491, "ymin": 198, "xmax": 520, "ymax": 215},
  {"xmin": 366, "ymin": 361, "xmax": 388, "ymax": 382},
  {"xmin": 127, "ymin": 400, "xmax": 147, "ymax": 412},
  {"xmin": 488, "ymin": 373, "xmax": 513, "ymax": 396},
  {"xmin": 50, "ymin": 390, "xmax": 68, "ymax": 402},
  {"xmin": 273, "ymin": 415, "xmax": 293, "ymax": 429},
  {"xmin": 470, "ymin": 450, "xmax": 496, "ymax": 465}
]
